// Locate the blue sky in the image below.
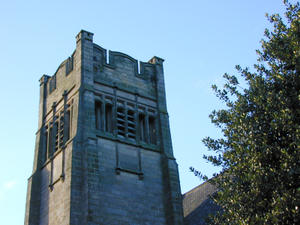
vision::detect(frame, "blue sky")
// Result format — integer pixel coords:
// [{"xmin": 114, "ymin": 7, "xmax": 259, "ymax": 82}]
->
[{"xmin": 0, "ymin": 0, "xmax": 290, "ymax": 224}]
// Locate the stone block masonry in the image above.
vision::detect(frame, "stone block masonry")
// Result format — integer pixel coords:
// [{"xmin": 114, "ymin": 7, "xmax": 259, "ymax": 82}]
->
[{"xmin": 24, "ymin": 30, "xmax": 184, "ymax": 225}]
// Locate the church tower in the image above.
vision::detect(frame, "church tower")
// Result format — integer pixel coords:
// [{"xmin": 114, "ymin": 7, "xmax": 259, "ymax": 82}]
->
[{"xmin": 25, "ymin": 30, "xmax": 183, "ymax": 225}]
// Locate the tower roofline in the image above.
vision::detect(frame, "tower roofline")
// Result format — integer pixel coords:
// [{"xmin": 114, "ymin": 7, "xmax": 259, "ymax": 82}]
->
[{"xmin": 76, "ymin": 29, "xmax": 94, "ymax": 43}]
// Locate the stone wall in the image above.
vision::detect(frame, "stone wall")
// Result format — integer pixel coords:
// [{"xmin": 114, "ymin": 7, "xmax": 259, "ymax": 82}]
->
[{"xmin": 25, "ymin": 30, "xmax": 184, "ymax": 225}]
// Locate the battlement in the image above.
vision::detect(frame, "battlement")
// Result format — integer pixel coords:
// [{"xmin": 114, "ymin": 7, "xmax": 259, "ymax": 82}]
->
[
  {"xmin": 91, "ymin": 42, "xmax": 161, "ymax": 99},
  {"xmin": 76, "ymin": 29, "xmax": 93, "ymax": 43},
  {"xmin": 92, "ymin": 44, "xmax": 160, "ymax": 82},
  {"xmin": 39, "ymin": 51, "xmax": 75, "ymax": 87},
  {"xmin": 41, "ymin": 30, "xmax": 164, "ymax": 100},
  {"xmin": 26, "ymin": 30, "xmax": 183, "ymax": 225},
  {"xmin": 38, "ymin": 30, "xmax": 167, "ymax": 121}
]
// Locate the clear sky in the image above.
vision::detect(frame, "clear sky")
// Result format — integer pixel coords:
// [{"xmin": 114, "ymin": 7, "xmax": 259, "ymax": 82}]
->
[{"xmin": 0, "ymin": 0, "xmax": 291, "ymax": 224}]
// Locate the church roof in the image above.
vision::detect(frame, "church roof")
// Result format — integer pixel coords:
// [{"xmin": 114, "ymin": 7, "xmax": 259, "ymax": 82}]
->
[{"xmin": 182, "ymin": 181, "xmax": 220, "ymax": 225}]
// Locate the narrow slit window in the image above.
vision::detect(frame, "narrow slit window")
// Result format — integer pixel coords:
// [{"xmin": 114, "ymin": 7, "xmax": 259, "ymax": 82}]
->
[
  {"xmin": 117, "ymin": 107, "xmax": 126, "ymax": 138},
  {"xmin": 127, "ymin": 109, "xmax": 136, "ymax": 140},
  {"xmin": 105, "ymin": 104, "xmax": 113, "ymax": 133},
  {"xmin": 44, "ymin": 129, "xmax": 48, "ymax": 162},
  {"xmin": 54, "ymin": 122, "xmax": 59, "ymax": 152},
  {"xmin": 95, "ymin": 101, "xmax": 102, "ymax": 130},
  {"xmin": 48, "ymin": 127, "xmax": 53, "ymax": 157},
  {"xmin": 69, "ymin": 106, "xmax": 73, "ymax": 139},
  {"xmin": 139, "ymin": 114, "xmax": 146, "ymax": 142},
  {"xmin": 65, "ymin": 110, "xmax": 71, "ymax": 141},
  {"xmin": 149, "ymin": 116, "xmax": 156, "ymax": 144},
  {"xmin": 59, "ymin": 115, "xmax": 64, "ymax": 148}
]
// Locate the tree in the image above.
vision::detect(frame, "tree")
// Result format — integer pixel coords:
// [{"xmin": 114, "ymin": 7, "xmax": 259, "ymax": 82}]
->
[{"xmin": 192, "ymin": 1, "xmax": 300, "ymax": 224}]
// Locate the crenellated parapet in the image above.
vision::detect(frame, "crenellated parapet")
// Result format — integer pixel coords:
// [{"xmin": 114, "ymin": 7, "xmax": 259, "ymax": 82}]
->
[
  {"xmin": 42, "ymin": 30, "xmax": 162, "ymax": 106},
  {"xmin": 93, "ymin": 43, "xmax": 157, "ymax": 78},
  {"xmin": 92, "ymin": 44, "xmax": 158, "ymax": 99},
  {"xmin": 26, "ymin": 30, "xmax": 183, "ymax": 225}
]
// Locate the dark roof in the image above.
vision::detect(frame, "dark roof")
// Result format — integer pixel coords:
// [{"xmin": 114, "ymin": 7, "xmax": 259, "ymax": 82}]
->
[{"xmin": 182, "ymin": 181, "xmax": 220, "ymax": 225}]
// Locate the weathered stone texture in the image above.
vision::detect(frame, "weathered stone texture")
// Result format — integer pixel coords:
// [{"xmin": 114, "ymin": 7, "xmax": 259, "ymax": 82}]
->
[{"xmin": 25, "ymin": 30, "xmax": 183, "ymax": 225}]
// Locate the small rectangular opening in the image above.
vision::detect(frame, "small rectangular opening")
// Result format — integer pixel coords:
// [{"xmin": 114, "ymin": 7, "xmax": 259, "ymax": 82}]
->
[
  {"xmin": 59, "ymin": 115, "xmax": 64, "ymax": 148},
  {"xmin": 44, "ymin": 130, "xmax": 48, "ymax": 162},
  {"xmin": 137, "ymin": 61, "xmax": 141, "ymax": 74},
  {"xmin": 139, "ymin": 114, "xmax": 146, "ymax": 142},
  {"xmin": 117, "ymin": 107, "xmax": 125, "ymax": 138},
  {"xmin": 95, "ymin": 101, "xmax": 102, "ymax": 130},
  {"xmin": 54, "ymin": 122, "xmax": 59, "ymax": 152},
  {"xmin": 106, "ymin": 50, "xmax": 110, "ymax": 64},
  {"xmin": 105, "ymin": 104, "xmax": 113, "ymax": 133},
  {"xmin": 65, "ymin": 110, "xmax": 71, "ymax": 141},
  {"xmin": 127, "ymin": 110, "xmax": 136, "ymax": 139},
  {"xmin": 149, "ymin": 116, "xmax": 156, "ymax": 144},
  {"xmin": 48, "ymin": 127, "xmax": 53, "ymax": 157}
]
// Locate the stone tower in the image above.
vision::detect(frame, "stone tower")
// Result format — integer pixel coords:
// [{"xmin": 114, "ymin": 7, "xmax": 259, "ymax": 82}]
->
[{"xmin": 25, "ymin": 30, "xmax": 183, "ymax": 225}]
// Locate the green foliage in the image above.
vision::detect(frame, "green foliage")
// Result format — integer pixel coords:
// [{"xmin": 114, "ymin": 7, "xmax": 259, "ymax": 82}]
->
[{"xmin": 195, "ymin": 1, "xmax": 300, "ymax": 224}]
